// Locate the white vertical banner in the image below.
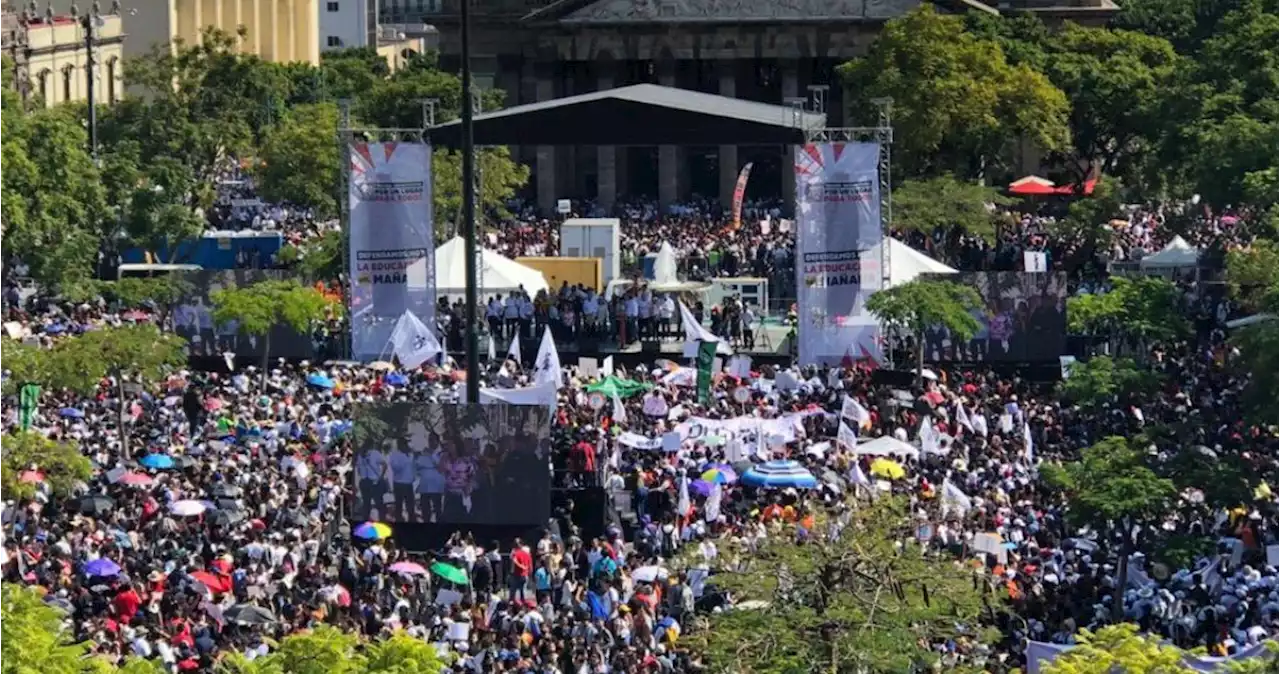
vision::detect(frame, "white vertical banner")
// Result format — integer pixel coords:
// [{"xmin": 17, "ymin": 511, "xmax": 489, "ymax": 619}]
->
[
  {"xmin": 794, "ymin": 142, "xmax": 883, "ymax": 366},
  {"xmin": 348, "ymin": 142, "xmax": 436, "ymax": 361}
]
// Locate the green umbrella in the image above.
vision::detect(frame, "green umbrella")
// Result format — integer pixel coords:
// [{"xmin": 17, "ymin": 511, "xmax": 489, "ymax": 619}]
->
[
  {"xmin": 429, "ymin": 561, "xmax": 468, "ymax": 585},
  {"xmin": 584, "ymin": 376, "xmax": 652, "ymax": 399}
]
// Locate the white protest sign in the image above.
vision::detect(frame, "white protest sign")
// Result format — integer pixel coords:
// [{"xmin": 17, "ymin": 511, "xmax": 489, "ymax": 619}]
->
[
  {"xmin": 556, "ymin": 199, "xmax": 571, "ymax": 214},
  {"xmin": 577, "ymin": 357, "xmax": 599, "ymax": 378},
  {"xmin": 1023, "ymin": 251, "xmax": 1048, "ymax": 273}
]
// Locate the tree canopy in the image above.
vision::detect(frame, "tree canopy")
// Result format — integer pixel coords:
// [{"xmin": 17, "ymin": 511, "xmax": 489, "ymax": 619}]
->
[
  {"xmin": 690, "ymin": 498, "xmax": 994, "ymax": 674},
  {"xmin": 865, "ymin": 278, "xmax": 983, "ymax": 381}
]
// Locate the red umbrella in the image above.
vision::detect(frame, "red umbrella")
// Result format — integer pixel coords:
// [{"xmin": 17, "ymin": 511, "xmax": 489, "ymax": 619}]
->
[
  {"xmin": 189, "ymin": 570, "xmax": 232, "ymax": 594},
  {"xmin": 19, "ymin": 470, "xmax": 45, "ymax": 483},
  {"xmin": 1008, "ymin": 175, "xmax": 1056, "ymax": 196}
]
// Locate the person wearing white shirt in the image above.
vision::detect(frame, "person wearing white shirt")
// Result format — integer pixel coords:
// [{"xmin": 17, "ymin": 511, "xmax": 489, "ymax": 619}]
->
[
  {"xmin": 357, "ymin": 445, "xmax": 389, "ymax": 520},
  {"xmin": 413, "ymin": 427, "xmax": 446, "ymax": 523},
  {"xmin": 518, "ymin": 296, "xmax": 534, "ymax": 338},
  {"xmin": 388, "ymin": 440, "xmax": 416, "ymax": 522},
  {"xmin": 637, "ymin": 293, "xmax": 653, "ymax": 339},
  {"xmin": 486, "ymin": 296, "xmax": 503, "ymax": 337},
  {"xmin": 582, "ymin": 292, "xmax": 599, "ymax": 336},
  {"xmin": 658, "ymin": 294, "xmax": 675, "ymax": 339},
  {"xmin": 503, "ymin": 295, "xmax": 520, "ymax": 338},
  {"xmin": 624, "ymin": 295, "xmax": 639, "ymax": 344}
]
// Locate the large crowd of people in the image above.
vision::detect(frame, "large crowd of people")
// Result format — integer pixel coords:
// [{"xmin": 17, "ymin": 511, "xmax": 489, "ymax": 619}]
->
[{"xmin": 1, "ymin": 183, "xmax": 1276, "ymax": 673}]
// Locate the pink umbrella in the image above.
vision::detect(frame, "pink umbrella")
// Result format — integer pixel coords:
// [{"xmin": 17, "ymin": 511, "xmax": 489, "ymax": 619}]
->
[
  {"xmin": 120, "ymin": 472, "xmax": 154, "ymax": 487},
  {"xmin": 122, "ymin": 310, "xmax": 151, "ymax": 322},
  {"xmin": 388, "ymin": 561, "xmax": 427, "ymax": 576},
  {"xmin": 19, "ymin": 470, "xmax": 45, "ymax": 483},
  {"xmin": 204, "ymin": 398, "xmax": 225, "ymax": 412}
]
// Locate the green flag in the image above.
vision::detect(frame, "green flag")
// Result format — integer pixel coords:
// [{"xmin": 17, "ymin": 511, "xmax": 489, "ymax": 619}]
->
[
  {"xmin": 19, "ymin": 383, "xmax": 40, "ymax": 431},
  {"xmin": 695, "ymin": 340, "xmax": 717, "ymax": 405}
]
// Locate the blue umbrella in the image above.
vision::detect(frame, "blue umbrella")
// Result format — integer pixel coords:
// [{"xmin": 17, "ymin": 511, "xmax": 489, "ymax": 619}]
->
[
  {"xmin": 43, "ymin": 323, "xmax": 65, "ymax": 334},
  {"xmin": 688, "ymin": 479, "xmax": 713, "ymax": 497},
  {"xmin": 59, "ymin": 407, "xmax": 85, "ymax": 419},
  {"xmin": 306, "ymin": 373, "xmax": 335, "ymax": 389},
  {"xmin": 384, "ymin": 373, "xmax": 409, "ymax": 387},
  {"xmin": 741, "ymin": 460, "xmax": 818, "ymax": 489},
  {"xmin": 83, "ymin": 558, "xmax": 121, "ymax": 578},
  {"xmin": 139, "ymin": 454, "xmax": 175, "ymax": 470}
]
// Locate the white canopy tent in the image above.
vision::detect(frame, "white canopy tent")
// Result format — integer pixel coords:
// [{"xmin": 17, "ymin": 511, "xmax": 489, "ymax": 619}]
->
[
  {"xmin": 650, "ymin": 241, "xmax": 712, "ymax": 292},
  {"xmin": 881, "ymin": 239, "xmax": 958, "ymax": 288},
  {"xmin": 1140, "ymin": 235, "xmax": 1200, "ymax": 269},
  {"xmin": 435, "ymin": 236, "xmax": 549, "ymax": 296}
]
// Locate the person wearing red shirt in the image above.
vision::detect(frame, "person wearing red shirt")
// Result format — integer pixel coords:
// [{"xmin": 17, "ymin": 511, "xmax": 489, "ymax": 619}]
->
[
  {"xmin": 570, "ymin": 439, "xmax": 596, "ymax": 486},
  {"xmin": 509, "ymin": 538, "xmax": 533, "ymax": 604},
  {"xmin": 113, "ymin": 583, "xmax": 141, "ymax": 625}
]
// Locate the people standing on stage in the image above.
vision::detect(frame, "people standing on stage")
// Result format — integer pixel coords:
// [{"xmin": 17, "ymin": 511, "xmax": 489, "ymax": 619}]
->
[
  {"xmin": 388, "ymin": 437, "xmax": 416, "ymax": 522},
  {"xmin": 357, "ymin": 442, "xmax": 390, "ymax": 520}
]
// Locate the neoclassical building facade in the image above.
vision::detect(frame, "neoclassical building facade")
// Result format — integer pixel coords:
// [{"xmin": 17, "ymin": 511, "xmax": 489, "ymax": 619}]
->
[{"xmin": 425, "ymin": 0, "xmax": 1115, "ymax": 212}]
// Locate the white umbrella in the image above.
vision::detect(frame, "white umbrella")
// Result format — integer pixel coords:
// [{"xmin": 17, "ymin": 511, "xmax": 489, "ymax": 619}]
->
[
  {"xmin": 170, "ymin": 500, "xmax": 210, "ymax": 517},
  {"xmin": 631, "ymin": 565, "xmax": 668, "ymax": 584}
]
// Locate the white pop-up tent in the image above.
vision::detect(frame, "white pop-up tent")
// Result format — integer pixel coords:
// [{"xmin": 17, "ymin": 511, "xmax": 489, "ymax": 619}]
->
[
  {"xmin": 435, "ymin": 236, "xmax": 549, "ymax": 296},
  {"xmin": 650, "ymin": 241, "xmax": 712, "ymax": 293},
  {"xmin": 882, "ymin": 239, "xmax": 958, "ymax": 288},
  {"xmin": 1139, "ymin": 235, "xmax": 1200, "ymax": 269}
]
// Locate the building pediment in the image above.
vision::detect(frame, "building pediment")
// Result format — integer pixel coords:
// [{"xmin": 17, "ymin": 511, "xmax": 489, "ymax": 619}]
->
[{"xmin": 534, "ymin": 0, "xmax": 989, "ymax": 24}]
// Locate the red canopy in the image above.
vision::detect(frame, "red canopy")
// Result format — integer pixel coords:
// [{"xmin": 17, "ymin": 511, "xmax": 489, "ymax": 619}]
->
[{"xmin": 1008, "ymin": 176, "xmax": 1098, "ymax": 196}]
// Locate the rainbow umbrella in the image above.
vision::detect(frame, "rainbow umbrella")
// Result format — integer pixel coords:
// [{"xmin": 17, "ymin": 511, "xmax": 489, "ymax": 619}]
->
[
  {"xmin": 700, "ymin": 467, "xmax": 737, "ymax": 485},
  {"xmin": 353, "ymin": 522, "xmax": 393, "ymax": 540}
]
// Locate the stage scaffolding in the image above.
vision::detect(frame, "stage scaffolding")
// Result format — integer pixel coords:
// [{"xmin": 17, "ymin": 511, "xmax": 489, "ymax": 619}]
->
[
  {"xmin": 791, "ymin": 96, "xmax": 896, "ymax": 366},
  {"xmin": 336, "ymin": 100, "xmax": 437, "ymax": 360}
]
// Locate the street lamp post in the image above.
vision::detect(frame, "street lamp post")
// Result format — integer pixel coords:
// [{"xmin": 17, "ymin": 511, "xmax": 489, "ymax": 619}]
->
[
  {"xmin": 78, "ymin": 3, "xmax": 100, "ymax": 162},
  {"xmin": 460, "ymin": 0, "xmax": 479, "ymax": 402}
]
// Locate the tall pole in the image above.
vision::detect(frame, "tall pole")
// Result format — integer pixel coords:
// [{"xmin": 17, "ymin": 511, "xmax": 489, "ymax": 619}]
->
[
  {"xmin": 460, "ymin": 0, "xmax": 480, "ymax": 402},
  {"xmin": 82, "ymin": 11, "xmax": 98, "ymax": 162}
]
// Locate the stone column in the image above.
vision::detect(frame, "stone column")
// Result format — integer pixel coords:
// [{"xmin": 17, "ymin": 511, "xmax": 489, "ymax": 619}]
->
[
  {"xmin": 535, "ymin": 69, "xmax": 557, "ymax": 214},
  {"xmin": 179, "ymin": 0, "xmax": 202, "ymax": 45},
  {"xmin": 258, "ymin": 0, "xmax": 276, "ymax": 60},
  {"xmin": 241, "ymin": 0, "xmax": 260, "ymax": 54},
  {"xmin": 293, "ymin": 0, "xmax": 317, "ymax": 64},
  {"xmin": 780, "ymin": 59, "xmax": 800, "ymax": 209},
  {"xmin": 285, "ymin": 0, "xmax": 297, "ymax": 62},
  {"xmin": 657, "ymin": 63, "xmax": 678, "ymax": 208},
  {"xmin": 717, "ymin": 61, "xmax": 739, "ymax": 210},
  {"xmin": 596, "ymin": 68, "xmax": 617, "ymax": 211},
  {"xmin": 202, "ymin": 0, "xmax": 222, "ymax": 42}
]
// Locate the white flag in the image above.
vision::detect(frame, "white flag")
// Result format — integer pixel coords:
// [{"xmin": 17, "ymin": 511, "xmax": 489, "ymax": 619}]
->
[
  {"xmin": 941, "ymin": 479, "xmax": 973, "ymax": 516},
  {"xmin": 841, "ymin": 396, "xmax": 872, "ymax": 430},
  {"xmin": 836, "ymin": 421, "xmax": 858, "ymax": 450},
  {"xmin": 487, "ymin": 334, "xmax": 497, "ymax": 361},
  {"xmin": 677, "ymin": 474, "xmax": 691, "ymax": 516},
  {"xmin": 533, "ymin": 327, "xmax": 563, "ymax": 390},
  {"xmin": 954, "ymin": 402, "xmax": 974, "ymax": 434},
  {"xmin": 508, "ymin": 333, "xmax": 522, "ymax": 364},
  {"xmin": 611, "ymin": 390, "xmax": 628, "ymax": 425},
  {"xmin": 972, "ymin": 411, "xmax": 988, "ymax": 437},
  {"xmin": 389, "ymin": 311, "xmax": 443, "ymax": 370},
  {"xmin": 1022, "ymin": 420, "xmax": 1035, "ymax": 462},
  {"xmin": 918, "ymin": 417, "xmax": 944, "ymax": 455},
  {"xmin": 679, "ymin": 300, "xmax": 732, "ymax": 357}
]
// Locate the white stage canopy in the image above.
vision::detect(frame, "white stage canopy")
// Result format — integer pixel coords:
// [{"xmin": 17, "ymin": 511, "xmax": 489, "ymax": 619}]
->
[{"xmin": 435, "ymin": 236, "xmax": 549, "ymax": 296}]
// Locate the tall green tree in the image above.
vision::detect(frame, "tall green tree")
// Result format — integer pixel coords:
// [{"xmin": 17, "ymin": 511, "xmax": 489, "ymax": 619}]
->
[
  {"xmin": 1066, "ymin": 276, "xmax": 1188, "ymax": 357},
  {"xmin": 691, "ymin": 498, "xmax": 992, "ymax": 674},
  {"xmin": 1, "ymin": 100, "xmax": 108, "ymax": 289},
  {"xmin": 1058, "ymin": 356, "xmax": 1163, "ymax": 409},
  {"xmin": 47, "ymin": 325, "xmax": 187, "ymax": 459},
  {"xmin": 838, "ymin": 4, "xmax": 1069, "ymax": 180},
  {"xmin": 1, "ymin": 432, "xmax": 94, "ymax": 501},
  {"xmin": 1036, "ymin": 25, "xmax": 1183, "ymax": 188},
  {"xmin": 1225, "ymin": 239, "xmax": 1279, "ymax": 314},
  {"xmin": 1036, "ymin": 624, "xmax": 1193, "ymax": 674},
  {"xmin": 257, "ymin": 102, "xmax": 341, "ymax": 218},
  {"xmin": 432, "ymin": 147, "xmax": 531, "ymax": 236},
  {"xmin": 210, "ymin": 280, "xmax": 336, "ymax": 389},
  {"xmin": 865, "ymin": 279, "xmax": 983, "ymax": 384},
  {"xmin": 891, "ymin": 174, "xmax": 1013, "ymax": 243},
  {"xmin": 1, "ymin": 583, "xmax": 164, "ymax": 674},
  {"xmin": 1039, "ymin": 437, "xmax": 1176, "ymax": 620}
]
